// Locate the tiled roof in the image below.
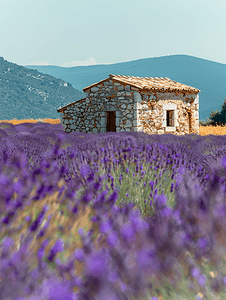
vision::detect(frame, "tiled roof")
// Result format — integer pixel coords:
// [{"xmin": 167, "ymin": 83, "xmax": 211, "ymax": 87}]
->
[
  {"xmin": 83, "ymin": 74, "xmax": 201, "ymax": 93},
  {"xmin": 57, "ymin": 74, "xmax": 201, "ymax": 112}
]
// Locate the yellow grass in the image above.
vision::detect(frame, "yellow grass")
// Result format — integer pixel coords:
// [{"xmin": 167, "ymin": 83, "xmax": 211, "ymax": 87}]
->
[
  {"xmin": 0, "ymin": 118, "xmax": 61, "ymax": 125},
  {"xmin": 199, "ymin": 123, "xmax": 226, "ymax": 136}
]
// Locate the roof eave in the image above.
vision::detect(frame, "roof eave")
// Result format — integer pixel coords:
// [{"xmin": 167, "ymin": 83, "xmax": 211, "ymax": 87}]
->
[
  {"xmin": 140, "ymin": 88, "xmax": 201, "ymax": 93},
  {"xmin": 83, "ymin": 77, "xmax": 142, "ymax": 92},
  {"xmin": 57, "ymin": 97, "xmax": 86, "ymax": 112},
  {"xmin": 83, "ymin": 78, "xmax": 110, "ymax": 92}
]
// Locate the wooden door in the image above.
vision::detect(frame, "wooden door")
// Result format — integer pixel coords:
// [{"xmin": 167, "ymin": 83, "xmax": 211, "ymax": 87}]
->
[{"xmin": 106, "ymin": 111, "xmax": 116, "ymax": 132}]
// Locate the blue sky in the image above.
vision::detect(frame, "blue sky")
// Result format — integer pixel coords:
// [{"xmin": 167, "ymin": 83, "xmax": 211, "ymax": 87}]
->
[{"xmin": 1, "ymin": 0, "xmax": 226, "ymax": 67}]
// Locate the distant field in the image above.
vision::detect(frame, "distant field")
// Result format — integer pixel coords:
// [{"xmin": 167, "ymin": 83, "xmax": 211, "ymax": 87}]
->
[
  {"xmin": 1, "ymin": 118, "xmax": 226, "ymax": 136},
  {"xmin": 0, "ymin": 118, "xmax": 61, "ymax": 125}
]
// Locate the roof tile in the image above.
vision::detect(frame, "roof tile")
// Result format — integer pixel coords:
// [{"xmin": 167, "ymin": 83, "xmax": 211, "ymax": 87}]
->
[{"xmin": 83, "ymin": 74, "xmax": 200, "ymax": 93}]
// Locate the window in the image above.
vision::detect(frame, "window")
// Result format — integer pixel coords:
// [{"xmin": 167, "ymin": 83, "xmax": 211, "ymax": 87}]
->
[
  {"xmin": 188, "ymin": 111, "xmax": 192, "ymax": 131},
  {"xmin": 167, "ymin": 110, "xmax": 174, "ymax": 127}
]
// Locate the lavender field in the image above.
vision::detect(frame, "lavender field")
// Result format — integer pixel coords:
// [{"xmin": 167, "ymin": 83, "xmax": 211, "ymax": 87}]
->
[{"xmin": 1, "ymin": 121, "xmax": 226, "ymax": 299}]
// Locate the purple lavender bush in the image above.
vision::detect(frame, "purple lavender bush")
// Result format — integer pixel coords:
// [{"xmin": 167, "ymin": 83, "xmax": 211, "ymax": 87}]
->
[{"xmin": 0, "ymin": 123, "xmax": 226, "ymax": 299}]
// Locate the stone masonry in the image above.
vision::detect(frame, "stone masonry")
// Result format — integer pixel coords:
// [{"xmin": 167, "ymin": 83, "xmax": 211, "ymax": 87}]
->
[{"xmin": 57, "ymin": 74, "xmax": 200, "ymax": 136}]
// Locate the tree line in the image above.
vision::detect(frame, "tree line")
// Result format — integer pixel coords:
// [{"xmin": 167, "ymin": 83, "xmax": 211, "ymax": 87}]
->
[{"xmin": 199, "ymin": 97, "xmax": 226, "ymax": 127}]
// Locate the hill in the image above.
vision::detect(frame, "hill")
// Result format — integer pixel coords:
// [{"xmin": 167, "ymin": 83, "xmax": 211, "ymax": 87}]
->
[
  {"xmin": 25, "ymin": 54, "xmax": 226, "ymax": 124},
  {"xmin": 0, "ymin": 57, "xmax": 84, "ymax": 120}
]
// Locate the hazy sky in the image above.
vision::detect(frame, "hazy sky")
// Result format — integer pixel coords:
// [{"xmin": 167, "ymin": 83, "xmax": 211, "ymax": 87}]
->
[{"xmin": 1, "ymin": 0, "xmax": 226, "ymax": 67}]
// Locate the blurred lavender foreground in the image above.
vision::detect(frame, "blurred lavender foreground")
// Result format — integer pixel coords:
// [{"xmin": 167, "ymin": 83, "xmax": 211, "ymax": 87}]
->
[{"xmin": 1, "ymin": 122, "xmax": 226, "ymax": 299}]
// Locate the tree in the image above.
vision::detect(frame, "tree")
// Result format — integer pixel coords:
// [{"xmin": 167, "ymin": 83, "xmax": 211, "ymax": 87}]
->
[{"xmin": 207, "ymin": 97, "xmax": 226, "ymax": 126}]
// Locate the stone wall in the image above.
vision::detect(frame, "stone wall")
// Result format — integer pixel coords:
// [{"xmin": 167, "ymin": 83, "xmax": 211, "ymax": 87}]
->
[
  {"xmin": 58, "ymin": 78, "xmax": 199, "ymax": 135},
  {"xmin": 134, "ymin": 90, "xmax": 199, "ymax": 135}
]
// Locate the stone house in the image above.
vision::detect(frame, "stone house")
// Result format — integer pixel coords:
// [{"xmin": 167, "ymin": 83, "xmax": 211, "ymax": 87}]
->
[{"xmin": 57, "ymin": 74, "xmax": 200, "ymax": 135}]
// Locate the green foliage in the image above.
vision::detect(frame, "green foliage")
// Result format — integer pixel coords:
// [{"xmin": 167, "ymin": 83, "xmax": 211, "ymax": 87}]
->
[
  {"xmin": 206, "ymin": 97, "xmax": 226, "ymax": 127},
  {"xmin": 95, "ymin": 159, "xmax": 178, "ymax": 219}
]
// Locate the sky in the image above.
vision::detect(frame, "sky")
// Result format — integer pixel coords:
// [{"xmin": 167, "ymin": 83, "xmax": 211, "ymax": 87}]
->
[{"xmin": 1, "ymin": 0, "xmax": 226, "ymax": 67}]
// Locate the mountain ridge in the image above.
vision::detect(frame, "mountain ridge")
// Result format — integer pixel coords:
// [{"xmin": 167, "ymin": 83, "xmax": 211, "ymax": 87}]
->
[
  {"xmin": 0, "ymin": 56, "xmax": 84, "ymax": 121},
  {"xmin": 24, "ymin": 54, "xmax": 226, "ymax": 123}
]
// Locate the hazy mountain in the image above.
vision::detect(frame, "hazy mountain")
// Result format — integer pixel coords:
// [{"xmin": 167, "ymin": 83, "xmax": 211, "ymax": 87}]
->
[
  {"xmin": 24, "ymin": 54, "xmax": 226, "ymax": 123},
  {"xmin": 0, "ymin": 56, "xmax": 84, "ymax": 121}
]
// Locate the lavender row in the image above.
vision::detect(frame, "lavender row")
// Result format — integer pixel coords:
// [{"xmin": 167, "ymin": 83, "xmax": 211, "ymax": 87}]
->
[{"xmin": 0, "ymin": 126, "xmax": 226, "ymax": 299}]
